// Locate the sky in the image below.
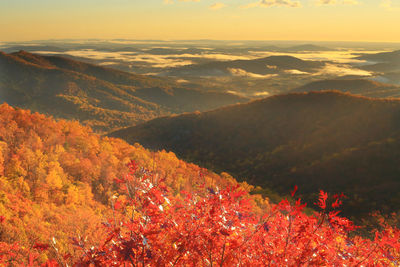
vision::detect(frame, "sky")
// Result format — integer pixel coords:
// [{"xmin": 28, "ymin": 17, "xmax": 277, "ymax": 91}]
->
[{"xmin": 0, "ymin": 0, "xmax": 400, "ymax": 42}]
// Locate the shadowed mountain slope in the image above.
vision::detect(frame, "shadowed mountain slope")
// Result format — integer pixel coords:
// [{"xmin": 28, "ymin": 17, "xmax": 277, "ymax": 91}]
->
[
  {"xmin": 293, "ymin": 79, "xmax": 400, "ymax": 98},
  {"xmin": 110, "ymin": 91, "xmax": 400, "ymax": 220},
  {"xmin": 356, "ymin": 50, "xmax": 400, "ymax": 73}
]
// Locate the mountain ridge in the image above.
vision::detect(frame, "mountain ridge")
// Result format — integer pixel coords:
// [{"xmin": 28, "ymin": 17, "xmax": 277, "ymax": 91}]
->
[
  {"xmin": 292, "ymin": 78, "xmax": 400, "ymax": 98},
  {"xmin": 165, "ymin": 55, "xmax": 326, "ymax": 77},
  {"xmin": 109, "ymin": 90, "xmax": 400, "ymax": 220},
  {"xmin": 0, "ymin": 50, "xmax": 248, "ymax": 132}
]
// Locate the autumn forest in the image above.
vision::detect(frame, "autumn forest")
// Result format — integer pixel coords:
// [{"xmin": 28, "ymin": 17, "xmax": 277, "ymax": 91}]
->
[{"xmin": 2, "ymin": 0, "xmax": 400, "ymax": 265}]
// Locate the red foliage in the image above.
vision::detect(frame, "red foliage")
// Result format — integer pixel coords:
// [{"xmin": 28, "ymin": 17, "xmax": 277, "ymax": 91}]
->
[
  {"xmin": 33, "ymin": 243, "xmax": 50, "ymax": 251},
  {"xmin": 291, "ymin": 185, "xmax": 298, "ymax": 197},
  {"xmin": 1, "ymin": 161, "xmax": 399, "ymax": 265},
  {"xmin": 66, "ymin": 163, "xmax": 400, "ymax": 266}
]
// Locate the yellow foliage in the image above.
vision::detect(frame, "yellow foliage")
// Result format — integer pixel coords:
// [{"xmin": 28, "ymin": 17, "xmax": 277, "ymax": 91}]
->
[
  {"xmin": 66, "ymin": 185, "xmax": 80, "ymax": 205},
  {"xmin": 45, "ymin": 169, "xmax": 63, "ymax": 190},
  {"xmin": 0, "ymin": 104, "xmax": 271, "ymax": 259}
]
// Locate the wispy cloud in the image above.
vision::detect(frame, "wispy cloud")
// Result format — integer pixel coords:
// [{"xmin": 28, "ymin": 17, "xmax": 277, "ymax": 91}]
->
[
  {"xmin": 228, "ymin": 68, "xmax": 279, "ymax": 78},
  {"xmin": 315, "ymin": 63, "xmax": 372, "ymax": 76},
  {"xmin": 380, "ymin": 0, "xmax": 400, "ymax": 10},
  {"xmin": 342, "ymin": 0, "xmax": 359, "ymax": 4},
  {"xmin": 316, "ymin": 0, "xmax": 359, "ymax": 5},
  {"xmin": 163, "ymin": 0, "xmax": 200, "ymax": 4},
  {"xmin": 241, "ymin": 0, "xmax": 302, "ymax": 9},
  {"xmin": 253, "ymin": 91, "xmax": 271, "ymax": 97},
  {"xmin": 284, "ymin": 69, "xmax": 309, "ymax": 75},
  {"xmin": 317, "ymin": 0, "xmax": 336, "ymax": 4},
  {"xmin": 209, "ymin": 2, "xmax": 227, "ymax": 10}
]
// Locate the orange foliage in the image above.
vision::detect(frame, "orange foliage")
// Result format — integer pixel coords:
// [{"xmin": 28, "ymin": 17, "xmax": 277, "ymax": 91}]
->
[{"xmin": 0, "ymin": 103, "xmax": 265, "ymax": 262}]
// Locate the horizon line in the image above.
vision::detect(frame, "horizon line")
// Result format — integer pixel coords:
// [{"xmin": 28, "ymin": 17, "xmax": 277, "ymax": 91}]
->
[{"xmin": 2, "ymin": 38, "xmax": 400, "ymax": 45}]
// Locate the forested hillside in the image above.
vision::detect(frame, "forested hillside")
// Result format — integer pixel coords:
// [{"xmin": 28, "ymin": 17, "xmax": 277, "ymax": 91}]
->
[
  {"xmin": 1, "ymin": 104, "xmax": 399, "ymax": 265},
  {"xmin": 0, "ymin": 51, "xmax": 247, "ymax": 132},
  {"xmin": 293, "ymin": 79, "xmax": 400, "ymax": 98},
  {"xmin": 0, "ymin": 103, "xmax": 265, "ymax": 263},
  {"xmin": 110, "ymin": 91, "xmax": 400, "ymax": 220}
]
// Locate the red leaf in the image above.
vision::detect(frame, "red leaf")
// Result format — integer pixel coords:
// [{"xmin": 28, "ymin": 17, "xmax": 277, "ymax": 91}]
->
[
  {"xmin": 291, "ymin": 185, "xmax": 298, "ymax": 197},
  {"xmin": 114, "ymin": 200, "xmax": 122, "ymax": 210},
  {"xmin": 317, "ymin": 190, "xmax": 328, "ymax": 210},
  {"xmin": 33, "ymin": 243, "xmax": 50, "ymax": 251},
  {"xmin": 220, "ymin": 229, "xmax": 230, "ymax": 236},
  {"xmin": 114, "ymin": 177, "xmax": 125, "ymax": 184}
]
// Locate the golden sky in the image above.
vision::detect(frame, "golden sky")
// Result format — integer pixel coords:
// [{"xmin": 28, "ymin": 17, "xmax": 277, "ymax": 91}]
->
[{"xmin": 1, "ymin": 0, "xmax": 400, "ymax": 42}]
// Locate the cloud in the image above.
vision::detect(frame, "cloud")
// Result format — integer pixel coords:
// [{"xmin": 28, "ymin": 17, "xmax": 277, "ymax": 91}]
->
[
  {"xmin": 209, "ymin": 2, "xmax": 226, "ymax": 10},
  {"xmin": 253, "ymin": 91, "xmax": 270, "ymax": 97},
  {"xmin": 176, "ymin": 79, "xmax": 189, "ymax": 83},
  {"xmin": 317, "ymin": 0, "xmax": 336, "ymax": 4},
  {"xmin": 228, "ymin": 68, "xmax": 278, "ymax": 78},
  {"xmin": 241, "ymin": 0, "xmax": 302, "ymax": 8},
  {"xmin": 163, "ymin": 0, "xmax": 200, "ymax": 4},
  {"xmin": 284, "ymin": 69, "xmax": 309, "ymax": 75},
  {"xmin": 381, "ymin": 0, "xmax": 391, "ymax": 8},
  {"xmin": 316, "ymin": 0, "xmax": 359, "ymax": 5},
  {"xmin": 342, "ymin": 0, "xmax": 358, "ymax": 4},
  {"xmin": 315, "ymin": 63, "xmax": 372, "ymax": 76},
  {"xmin": 381, "ymin": 0, "xmax": 400, "ymax": 9}
]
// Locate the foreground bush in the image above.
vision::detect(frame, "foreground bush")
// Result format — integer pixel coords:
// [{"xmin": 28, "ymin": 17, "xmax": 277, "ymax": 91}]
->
[{"xmin": 3, "ymin": 161, "xmax": 398, "ymax": 266}]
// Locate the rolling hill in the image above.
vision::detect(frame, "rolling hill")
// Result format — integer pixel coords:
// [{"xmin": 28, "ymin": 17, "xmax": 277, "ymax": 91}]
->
[
  {"xmin": 356, "ymin": 50, "xmax": 400, "ymax": 63},
  {"xmin": 355, "ymin": 50, "xmax": 400, "ymax": 73},
  {"xmin": 110, "ymin": 91, "xmax": 400, "ymax": 220},
  {"xmin": 0, "ymin": 51, "xmax": 247, "ymax": 132},
  {"xmin": 292, "ymin": 79, "xmax": 400, "ymax": 98},
  {"xmin": 280, "ymin": 44, "xmax": 334, "ymax": 52},
  {"xmin": 164, "ymin": 55, "xmax": 326, "ymax": 77}
]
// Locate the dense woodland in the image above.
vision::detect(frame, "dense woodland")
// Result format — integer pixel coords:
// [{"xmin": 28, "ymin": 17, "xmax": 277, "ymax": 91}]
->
[
  {"xmin": 111, "ymin": 91, "xmax": 400, "ymax": 221},
  {"xmin": 1, "ymin": 103, "xmax": 400, "ymax": 265},
  {"xmin": 0, "ymin": 103, "xmax": 268, "ymax": 263}
]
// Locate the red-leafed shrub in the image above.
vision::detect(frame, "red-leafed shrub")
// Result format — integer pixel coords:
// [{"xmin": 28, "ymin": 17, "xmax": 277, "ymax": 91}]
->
[
  {"xmin": 1, "ymin": 161, "xmax": 400, "ymax": 265},
  {"xmin": 63, "ymin": 161, "xmax": 399, "ymax": 266}
]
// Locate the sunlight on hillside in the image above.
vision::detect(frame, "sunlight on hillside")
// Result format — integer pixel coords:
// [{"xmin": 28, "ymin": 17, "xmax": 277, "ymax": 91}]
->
[{"xmin": 1, "ymin": 0, "xmax": 400, "ymax": 265}]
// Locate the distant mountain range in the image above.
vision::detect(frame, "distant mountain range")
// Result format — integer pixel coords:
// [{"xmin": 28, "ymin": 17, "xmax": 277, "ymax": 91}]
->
[
  {"xmin": 164, "ymin": 55, "xmax": 326, "ymax": 77},
  {"xmin": 356, "ymin": 50, "xmax": 400, "ymax": 63},
  {"xmin": 0, "ymin": 51, "xmax": 247, "ymax": 132},
  {"xmin": 278, "ymin": 44, "xmax": 334, "ymax": 52},
  {"xmin": 1, "ymin": 43, "xmax": 334, "ymax": 55},
  {"xmin": 110, "ymin": 91, "xmax": 400, "ymax": 220},
  {"xmin": 292, "ymin": 78, "xmax": 400, "ymax": 98},
  {"xmin": 356, "ymin": 50, "xmax": 400, "ymax": 73},
  {"xmin": 143, "ymin": 44, "xmax": 333, "ymax": 55}
]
